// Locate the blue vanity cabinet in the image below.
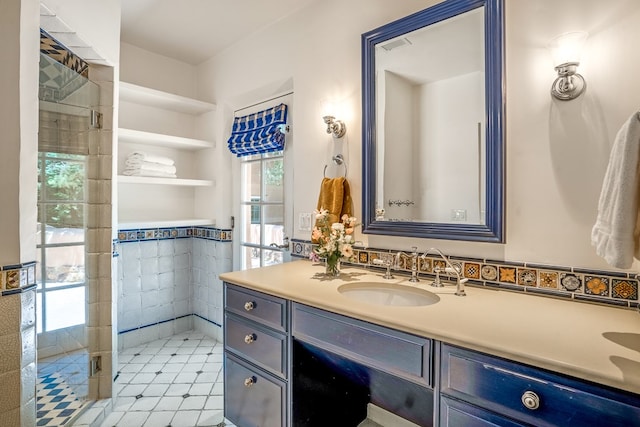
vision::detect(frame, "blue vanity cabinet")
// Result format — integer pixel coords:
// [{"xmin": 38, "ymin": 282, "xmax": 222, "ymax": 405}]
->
[
  {"xmin": 223, "ymin": 283, "xmax": 290, "ymax": 427},
  {"xmin": 440, "ymin": 344, "xmax": 640, "ymax": 427}
]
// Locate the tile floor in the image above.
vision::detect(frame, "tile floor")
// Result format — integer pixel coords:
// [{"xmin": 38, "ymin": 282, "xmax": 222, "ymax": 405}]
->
[
  {"xmin": 100, "ymin": 331, "xmax": 236, "ymax": 427},
  {"xmin": 37, "ymin": 349, "xmax": 89, "ymax": 426}
]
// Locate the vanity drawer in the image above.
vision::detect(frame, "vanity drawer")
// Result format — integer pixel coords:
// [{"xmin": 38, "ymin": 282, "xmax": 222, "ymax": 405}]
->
[
  {"xmin": 441, "ymin": 344, "xmax": 640, "ymax": 427},
  {"xmin": 225, "ymin": 313, "xmax": 287, "ymax": 378},
  {"xmin": 440, "ymin": 396, "xmax": 526, "ymax": 427},
  {"xmin": 225, "ymin": 283, "xmax": 287, "ymax": 332},
  {"xmin": 292, "ymin": 303, "xmax": 431, "ymax": 386},
  {"xmin": 224, "ymin": 353, "xmax": 286, "ymax": 427}
]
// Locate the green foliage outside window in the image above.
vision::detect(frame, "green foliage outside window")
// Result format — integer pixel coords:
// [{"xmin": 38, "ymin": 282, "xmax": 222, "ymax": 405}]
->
[{"xmin": 39, "ymin": 153, "xmax": 85, "ymax": 228}]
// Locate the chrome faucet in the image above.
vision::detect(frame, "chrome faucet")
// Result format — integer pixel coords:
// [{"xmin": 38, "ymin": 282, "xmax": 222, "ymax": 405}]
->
[
  {"xmin": 372, "ymin": 251, "xmax": 395, "ymax": 279},
  {"xmin": 396, "ymin": 246, "xmax": 420, "ymax": 282},
  {"xmin": 422, "ymin": 248, "xmax": 468, "ymax": 296}
]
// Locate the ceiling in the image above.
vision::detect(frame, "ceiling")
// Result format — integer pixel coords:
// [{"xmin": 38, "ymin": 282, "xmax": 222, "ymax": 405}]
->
[{"xmin": 120, "ymin": 0, "xmax": 317, "ymax": 65}]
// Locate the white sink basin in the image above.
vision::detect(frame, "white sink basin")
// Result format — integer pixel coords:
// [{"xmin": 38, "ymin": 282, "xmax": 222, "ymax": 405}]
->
[{"xmin": 338, "ymin": 282, "xmax": 440, "ymax": 307}]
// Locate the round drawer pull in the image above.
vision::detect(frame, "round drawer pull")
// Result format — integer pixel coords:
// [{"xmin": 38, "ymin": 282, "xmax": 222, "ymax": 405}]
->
[
  {"xmin": 521, "ymin": 391, "xmax": 540, "ymax": 410},
  {"xmin": 244, "ymin": 301, "xmax": 255, "ymax": 311},
  {"xmin": 244, "ymin": 333, "xmax": 256, "ymax": 344},
  {"xmin": 244, "ymin": 376, "xmax": 257, "ymax": 387}
]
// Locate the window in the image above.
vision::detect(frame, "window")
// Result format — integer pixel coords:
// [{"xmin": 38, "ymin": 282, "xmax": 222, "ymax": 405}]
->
[
  {"xmin": 36, "ymin": 152, "xmax": 87, "ymax": 333},
  {"xmin": 240, "ymin": 151, "xmax": 285, "ymax": 269}
]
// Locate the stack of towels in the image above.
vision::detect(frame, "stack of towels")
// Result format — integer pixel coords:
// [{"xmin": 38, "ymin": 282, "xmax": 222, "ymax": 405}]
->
[{"xmin": 123, "ymin": 152, "xmax": 177, "ymax": 178}]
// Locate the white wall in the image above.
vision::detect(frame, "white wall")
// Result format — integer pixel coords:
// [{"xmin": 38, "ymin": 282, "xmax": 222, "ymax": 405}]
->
[
  {"xmin": 420, "ymin": 72, "xmax": 484, "ymax": 223},
  {"xmin": 383, "ymin": 71, "xmax": 416, "ymax": 220},
  {"xmin": 197, "ymin": 0, "xmax": 640, "ymax": 272},
  {"xmin": 120, "ymin": 42, "xmax": 198, "ymax": 98},
  {"xmin": 41, "ymin": 0, "xmax": 121, "ymax": 64}
]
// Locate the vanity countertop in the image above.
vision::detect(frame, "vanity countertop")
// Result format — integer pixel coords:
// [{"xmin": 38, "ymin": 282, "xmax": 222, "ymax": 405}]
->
[{"xmin": 220, "ymin": 260, "xmax": 640, "ymax": 395}]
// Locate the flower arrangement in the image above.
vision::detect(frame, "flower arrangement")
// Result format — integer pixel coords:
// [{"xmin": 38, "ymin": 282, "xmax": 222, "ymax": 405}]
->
[{"xmin": 310, "ymin": 208, "xmax": 358, "ymax": 276}]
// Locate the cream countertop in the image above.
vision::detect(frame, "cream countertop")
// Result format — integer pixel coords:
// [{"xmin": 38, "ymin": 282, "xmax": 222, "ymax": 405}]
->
[{"xmin": 220, "ymin": 260, "xmax": 640, "ymax": 395}]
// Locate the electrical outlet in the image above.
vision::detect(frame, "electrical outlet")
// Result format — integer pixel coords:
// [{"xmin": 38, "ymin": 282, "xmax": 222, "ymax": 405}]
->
[
  {"xmin": 451, "ymin": 209, "xmax": 467, "ymax": 221},
  {"xmin": 299, "ymin": 212, "xmax": 313, "ymax": 231}
]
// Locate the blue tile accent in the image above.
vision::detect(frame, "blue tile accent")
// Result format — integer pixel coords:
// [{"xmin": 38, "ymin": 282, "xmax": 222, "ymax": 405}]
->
[{"xmin": 117, "ymin": 225, "xmax": 232, "ymax": 244}]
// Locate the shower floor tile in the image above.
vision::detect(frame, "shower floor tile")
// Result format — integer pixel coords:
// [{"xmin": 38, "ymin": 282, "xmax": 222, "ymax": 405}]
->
[
  {"xmin": 102, "ymin": 330, "xmax": 235, "ymax": 427},
  {"xmin": 37, "ymin": 349, "xmax": 89, "ymax": 426},
  {"xmin": 36, "ymin": 372, "xmax": 86, "ymax": 427}
]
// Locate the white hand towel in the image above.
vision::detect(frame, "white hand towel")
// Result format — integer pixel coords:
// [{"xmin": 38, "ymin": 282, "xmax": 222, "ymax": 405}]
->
[
  {"xmin": 126, "ymin": 151, "xmax": 175, "ymax": 166},
  {"xmin": 124, "ymin": 161, "xmax": 177, "ymax": 175},
  {"xmin": 591, "ymin": 112, "xmax": 640, "ymax": 269},
  {"xmin": 122, "ymin": 169, "xmax": 177, "ymax": 178}
]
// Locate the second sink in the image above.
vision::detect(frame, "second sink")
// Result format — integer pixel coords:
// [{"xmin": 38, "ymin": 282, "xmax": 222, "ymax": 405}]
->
[{"xmin": 338, "ymin": 282, "xmax": 440, "ymax": 307}]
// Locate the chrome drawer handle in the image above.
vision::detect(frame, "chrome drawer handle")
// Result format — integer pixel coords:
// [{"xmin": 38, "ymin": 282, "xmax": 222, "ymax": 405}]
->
[
  {"xmin": 244, "ymin": 301, "xmax": 255, "ymax": 311},
  {"xmin": 244, "ymin": 376, "xmax": 257, "ymax": 387},
  {"xmin": 521, "ymin": 391, "xmax": 540, "ymax": 410},
  {"xmin": 244, "ymin": 333, "xmax": 256, "ymax": 344}
]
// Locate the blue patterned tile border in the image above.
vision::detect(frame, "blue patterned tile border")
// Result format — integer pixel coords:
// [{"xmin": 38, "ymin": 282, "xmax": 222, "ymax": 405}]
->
[
  {"xmin": 291, "ymin": 239, "xmax": 640, "ymax": 310},
  {"xmin": 0, "ymin": 261, "xmax": 37, "ymax": 296},
  {"xmin": 117, "ymin": 226, "xmax": 232, "ymax": 244}
]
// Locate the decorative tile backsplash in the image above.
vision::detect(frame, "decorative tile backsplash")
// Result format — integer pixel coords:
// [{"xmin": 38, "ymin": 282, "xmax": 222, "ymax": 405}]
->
[
  {"xmin": 0, "ymin": 261, "xmax": 37, "ymax": 296},
  {"xmin": 117, "ymin": 225, "xmax": 232, "ymax": 243},
  {"xmin": 291, "ymin": 239, "xmax": 639, "ymax": 310}
]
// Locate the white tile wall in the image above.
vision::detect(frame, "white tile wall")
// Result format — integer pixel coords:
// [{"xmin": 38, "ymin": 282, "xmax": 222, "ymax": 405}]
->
[{"xmin": 118, "ymin": 237, "xmax": 230, "ymax": 350}]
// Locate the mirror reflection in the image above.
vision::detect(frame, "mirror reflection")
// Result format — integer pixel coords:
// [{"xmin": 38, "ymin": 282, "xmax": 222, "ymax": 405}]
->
[
  {"xmin": 376, "ymin": 8, "xmax": 485, "ymax": 224},
  {"xmin": 362, "ymin": 0, "xmax": 504, "ymax": 242}
]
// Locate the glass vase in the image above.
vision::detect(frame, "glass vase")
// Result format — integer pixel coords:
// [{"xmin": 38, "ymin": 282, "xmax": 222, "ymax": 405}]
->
[{"xmin": 325, "ymin": 258, "xmax": 341, "ymax": 277}]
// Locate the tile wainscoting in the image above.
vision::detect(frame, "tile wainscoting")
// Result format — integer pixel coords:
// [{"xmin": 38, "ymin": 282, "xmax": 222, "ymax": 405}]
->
[
  {"xmin": 291, "ymin": 239, "xmax": 640, "ymax": 310},
  {"xmin": 116, "ymin": 226, "xmax": 233, "ymax": 350}
]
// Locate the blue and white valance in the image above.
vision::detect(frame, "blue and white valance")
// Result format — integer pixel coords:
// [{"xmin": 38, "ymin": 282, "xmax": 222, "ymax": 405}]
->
[{"xmin": 227, "ymin": 103, "xmax": 288, "ymax": 157}]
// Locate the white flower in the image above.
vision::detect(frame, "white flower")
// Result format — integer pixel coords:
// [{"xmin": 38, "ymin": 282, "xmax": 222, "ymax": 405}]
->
[{"xmin": 331, "ymin": 223, "xmax": 344, "ymax": 232}]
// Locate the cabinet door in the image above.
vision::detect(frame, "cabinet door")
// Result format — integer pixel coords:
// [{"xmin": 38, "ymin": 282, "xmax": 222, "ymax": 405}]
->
[
  {"xmin": 440, "ymin": 396, "xmax": 526, "ymax": 427},
  {"xmin": 224, "ymin": 353, "xmax": 286, "ymax": 427},
  {"xmin": 441, "ymin": 344, "xmax": 640, "ymax": 427}
]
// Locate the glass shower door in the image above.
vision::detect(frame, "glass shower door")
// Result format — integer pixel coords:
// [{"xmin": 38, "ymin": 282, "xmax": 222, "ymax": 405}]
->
[{"xmin": 36, "ymin": 52, "xmax": 99, "ymax": 410}]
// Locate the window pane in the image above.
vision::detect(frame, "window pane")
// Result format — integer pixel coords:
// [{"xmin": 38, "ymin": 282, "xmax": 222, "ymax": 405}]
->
[
  {"xmin": 241, "ymin": 161, "xmax": 261, "ymax": 202},
  {"xmin": 45, "ymin": 287, "xmax": 85, "ymax": 331},
  {"xmin": 242, "ymin": 205, "xmax": 261, "ymax": 245},
  {"xmin": 264, "ymin": 205, "xmax": 284, "ymax": 230},
  {"xmin": 242, "ymin": 246, "xmax": 261, "ymax": 270},
  {"xmin": 44, "ymin": 159, "xmax": 85, "ymax": 201},
  {"xmin": 263, "ymin": 249, "xmax": 283, "ymax": 267},
  {"xmin": 45, "ymin": 203, "xmax": 85, "ymax": 231},
  {"xmin": 264, "ymin": 158, "xmax": 283, "ymax": 202},
  {"xmin": 44, "ymin": 245, "xmax": 85, "ymax": 287}
]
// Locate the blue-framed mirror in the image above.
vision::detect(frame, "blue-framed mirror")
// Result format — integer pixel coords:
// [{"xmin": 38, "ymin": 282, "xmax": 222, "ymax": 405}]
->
[{"xmin": 361, "ymin": 0, "xmax": 504, "ymax": 242}]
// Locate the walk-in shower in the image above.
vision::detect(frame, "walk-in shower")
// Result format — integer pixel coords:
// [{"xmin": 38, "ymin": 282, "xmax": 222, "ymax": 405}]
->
[{"xmin": 37, "ymin": 50, "xmax": 100, "ymax": 426}]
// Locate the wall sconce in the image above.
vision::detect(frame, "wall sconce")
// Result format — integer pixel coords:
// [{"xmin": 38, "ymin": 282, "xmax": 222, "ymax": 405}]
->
[
  {"xmin": 323, "ymin": 115, "xmax": 346, "ymax": 138},
  {"xmin": 549, "ymin": 31, "xmax": 588, "ymax": 100}
]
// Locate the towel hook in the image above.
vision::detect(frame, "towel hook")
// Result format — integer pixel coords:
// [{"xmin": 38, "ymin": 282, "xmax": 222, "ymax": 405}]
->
[{"xmin": 323, "ymin": 154, "xmax": 347, "ymax": 178}]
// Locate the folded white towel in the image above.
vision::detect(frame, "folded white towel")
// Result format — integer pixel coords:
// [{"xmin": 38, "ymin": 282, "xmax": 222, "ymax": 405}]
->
[
  {"xmin": 591, "ymin": 112, "xmax": 640, "ymax": 269},
  {"xmin": 124, "ymin": 161, "xmax": 177, "ymax": 175},
  {"xmin": 122, "ymin": 169, "xmax": 177, "ymax": 178},
  {"xmin": 126, "ymin": 151, "xmax": 175, "ymax": 166}
]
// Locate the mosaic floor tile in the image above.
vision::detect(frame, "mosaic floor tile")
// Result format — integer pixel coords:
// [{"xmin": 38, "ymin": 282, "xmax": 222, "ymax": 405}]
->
[{"xmin": 36, "ymin": 372, "xmax": 85, "ymax": 426}]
